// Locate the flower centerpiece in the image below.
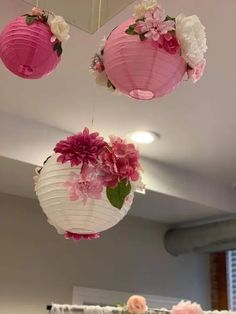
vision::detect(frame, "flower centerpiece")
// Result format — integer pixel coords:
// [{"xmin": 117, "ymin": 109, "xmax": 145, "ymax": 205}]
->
[
  {"xmin": 35, "ymin": 128, "xmax": 144, "ymax": 241},
  {"xmin": 91, "ymin": 0, "xmax": 207, "ymax": 100},
  {"xmin": 0, "ymin": 7, "xmax": 70, "ymax": 79}
]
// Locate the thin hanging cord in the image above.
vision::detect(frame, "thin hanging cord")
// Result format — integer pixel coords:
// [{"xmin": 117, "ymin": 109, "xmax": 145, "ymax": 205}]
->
[
  {"xmin": 35, "ymin": 0, "xmax": 39, "ymax": 7},
  {"xmin": 91, "ymin": 0, "xmax": 103, "ymax": 129}
]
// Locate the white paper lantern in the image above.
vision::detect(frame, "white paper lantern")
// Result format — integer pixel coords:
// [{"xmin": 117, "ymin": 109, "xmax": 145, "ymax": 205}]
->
[{"xmin": 36, "ymin": 154, "xmax": 134, "ymax": 234}]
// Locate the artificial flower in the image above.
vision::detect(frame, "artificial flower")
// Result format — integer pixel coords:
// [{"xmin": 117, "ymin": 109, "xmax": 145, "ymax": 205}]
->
[
  {"xmin": 65, "ymin": 231, "xmax": 100, "ymax": 241},
  {"xmin": 91, "ymin": 54, "xmax": 105, "ymax": 73},
  {"xmin": 49, "ymin": 15, "xmax": 70, "ymax": 42},
  {"xmin": 127, "ymin": 295, "xmax": 148, "ymax": 314},
  {"xmin": 187, "ymin": 59, "xmax": 206, "ymax": 83},
  {"xmin": 31, "ymin": 7, "xmax": 44, "ymax": 16},
  {"xmin": 156, "ymin": 33, "xmax": 180, "ymax": 54},
  {"xmin": 133, "ymin": 0, "xmax": 159, "ymax": 19},
  {"xmin": 64, "ymin": 165, "xmax": 103, "ymax": 204},
  {"xmin": 99, "ymin": 137, "xmax": 141, "ymax": 188},
  {"xmin": 135, "ymin": 7, "xmax": 175, "ymax": 41},
  {"xmin": 54, "ymin": 127, "xmax": 106, "ymax": 167},
  {"xmin": 175, "ymin": 14, "xmax": 207, "ymax": 67},
  {"xmin": 33, "ymin": 167, "xmax": 42, "ymax": 192},
  {"xmin": 171, "ymin": 301, "xmax": 203, "ymax": 314}
]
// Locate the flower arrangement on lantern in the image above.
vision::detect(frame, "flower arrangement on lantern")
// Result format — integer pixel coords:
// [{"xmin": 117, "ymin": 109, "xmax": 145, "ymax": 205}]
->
[
  {"xmin": 24, "ymin": 7, "xmax": 70, "ymax": 56},
  {"xmin": 34, "ymin": 128, "xmax": 144, "ymax": 241},
  {"xmin": 91, "ymin": 0, "xmax": 207, "ymax": 94}
]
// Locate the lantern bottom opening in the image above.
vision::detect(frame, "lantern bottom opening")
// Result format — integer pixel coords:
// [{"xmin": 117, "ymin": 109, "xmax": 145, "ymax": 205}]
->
[
  {"xmin": 17, "ymin": 64, "xmax": 34, "ymax": 76},
  {"xmin": 129, "ymin": 89, "xmax": 154, "ymax": 100}
]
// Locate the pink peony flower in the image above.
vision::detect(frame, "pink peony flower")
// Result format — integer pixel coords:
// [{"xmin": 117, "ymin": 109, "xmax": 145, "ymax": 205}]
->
[
  {"xmin": 65, "ymin": 231, "xmax": 100, "ymax": 241},
  {"xmin": 54, "ymin": 127, "xmax": 107, "ymax": 167},
  {"xmin": 127, "ymin": 295, "xmax": 148, "ymax": 314},
  {"xmin": 99, "ymin": 137, "xmax": 141, "ymax": 188},
  {"xmin": 171, "ymin": 301, "xmax": 203, "ymax": 314},
  {"xmin": 64, "ymin": 165, "xmax": 104, "ymax": 204},
  {"xmin": 187, "ymin": 59, "xmax": 206, "ymax": 83},
  {"xmin": 135, "ymin": 7, "xmax": 175, "ymax": 41},
  {"xmin": 31, "ymin": 7, "xmax": 44, "ymax": 16},
  {"xmin": 156, "ymin": 33, "xmax": 180, "ymax": 54}
]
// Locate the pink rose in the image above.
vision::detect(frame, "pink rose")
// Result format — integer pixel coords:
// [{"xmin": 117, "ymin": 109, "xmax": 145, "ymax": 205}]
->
[
  {"xmin": 172, "ymin": 301, "xmax": 203, "ymax": 314},
  {"xmin": 156, "ymin": 33, "xmax": 180, "ymax": 55},
  {"xmin": 127, "ymin": 295, "xmax": 147, "ymax": 314},
  {"xmin": 187, "ymin": 59, "xmax": 206, "ymax": 83},
  {"xmin": 31, "ymin": 7, "xmax": 44, "ymax": 17},
  {"xmin": 95, "ymin": 62, "xmax": 105, "ymax": 73}
]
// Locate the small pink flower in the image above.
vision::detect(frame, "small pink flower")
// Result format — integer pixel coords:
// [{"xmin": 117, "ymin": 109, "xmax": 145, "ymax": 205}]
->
[
  {"xmin": 127, "ymin": 295, "xmax": 147, "ymax": 314},
  {"xmin": 156, "ymin": 33, "xmax": 180, "ymax": 54},
  {"xmin": 98, "ymin": 137, "xmax": 141, "ymax": 188},
  {"xmin": 50, "ymin": 35, "xmax": 57, "ymax": 43},
  {"xmin": 95, "ymin": 62, "xmax": 105, "ymax": 73},
  {"xmin": 31, "ymin": 7, "xmax": 44, "ymax": 17},
  {"xmin": 64, "ymin": 165, "xmax": 103, "ymax": 204},
  {"xmin": 91, "ymin": 54, "xmax": 105, "ymax": 73},
  {"xmin": 135, "ymin": 7, "xmax": 175, "ymax": 41},
  {"xmin": 187, "ymin": 59, "xmax": 206, "ymax": 83},
  {"xmin": 172, "ymin": 301, "xmax": 203, "ymax": 314},
  {"xmin": 54, "ymin": 127, "xmax": 107, "ymax": 167},
  {"xmin": 65, "ymin": 231, "xmax": 100, "ymax": 241}
]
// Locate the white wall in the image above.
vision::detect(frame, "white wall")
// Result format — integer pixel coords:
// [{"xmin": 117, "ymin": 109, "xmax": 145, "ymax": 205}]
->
[{"xmin": 0, "ymin": 193, "xmax": 210, "ymax": 314}]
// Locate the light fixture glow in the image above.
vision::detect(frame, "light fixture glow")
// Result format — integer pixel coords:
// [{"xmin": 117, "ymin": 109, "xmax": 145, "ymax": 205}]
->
[{"xmin": 130, "ymin": 131, "xmax": 156, "ymax": 144}]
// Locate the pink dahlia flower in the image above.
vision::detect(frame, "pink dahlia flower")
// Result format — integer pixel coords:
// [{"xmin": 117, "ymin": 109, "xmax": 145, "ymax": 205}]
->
[
  {"xmin": 54, "ymin": 127, "xmax": 106, "ymax": 167},
  {"xmin": 64, "ymin": 165, "xmax": 104, "ymax": 204},
  {"xmin": 135, "ymin": 7, "xmax": 175, "ymax": 41},
  {"xmin": 99, "ymin": 137, "xmax": 141, "ymax": 188}
]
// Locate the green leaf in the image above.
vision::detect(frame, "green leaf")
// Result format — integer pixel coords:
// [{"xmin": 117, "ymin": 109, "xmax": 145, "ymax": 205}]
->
[
  {"xmin": 107, "ymin": 80, "xmax": 116, "ymax": 90},
  {"xmin": 106, "ymin": 180, "xmax": 131, "ymax": 209},
  {"xmin": 125, "ymin": 24, "xmax": 138, "ymax": 35},
  {"xmin": 53, "ymin": 41, "xmax": 63, "ymax": 57},
  {"xmin": 25, "ymin": 15, "xmax": 37, "ymax": 25},
  {"xmin": 165, "ymin": 15, "xmax": 176, "ymax": 22}
]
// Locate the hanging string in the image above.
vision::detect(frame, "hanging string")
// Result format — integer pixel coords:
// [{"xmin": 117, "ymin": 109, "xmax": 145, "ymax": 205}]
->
[
  {"xmin": 35, "ymin": 0, "xmax": 39, "ymax": 8},
  {"xmin": 90, "ymin": 0, "xmax": 103, "ymax": 129}
]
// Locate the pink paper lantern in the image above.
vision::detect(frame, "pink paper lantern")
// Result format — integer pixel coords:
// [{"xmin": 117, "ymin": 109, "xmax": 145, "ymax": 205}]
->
[
  {"xmin": 103, "ymin": 19, "xmax": 187, "ymax": 100},
  {"xmin": 0, "ymin": 16, "xmax": 60, "ymax": 79}
]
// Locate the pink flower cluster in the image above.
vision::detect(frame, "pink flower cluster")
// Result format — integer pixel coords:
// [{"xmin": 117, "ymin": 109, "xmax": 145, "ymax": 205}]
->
[
  {"xmin": 133, "ymin": 6, "xmax": 180, "ymax": 55},
  {"xmin": 171, "ymin": 301, "xmax": 203, "ymax": 314},
  {"xmin": 65, "ymin": 231, "xmax": 100, "ymax": 241},
  {"xmin": 187, "ymin": 59, "xmax": 206, "ymax": 83},
  {"xmin": 55, "ymin": 128, "xmax": 141, "ymax": 205}
]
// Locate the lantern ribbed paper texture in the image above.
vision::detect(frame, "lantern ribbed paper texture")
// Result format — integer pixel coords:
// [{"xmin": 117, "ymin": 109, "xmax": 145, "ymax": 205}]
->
[
  {"xmin": 37, "ymin": 154, "xmax": 133, "ymax": 234},
  {"xmin": 0, "ymin": 16, "xmax": 60, "ymax": 79},
  {"xmin": 103, "ymin": 19, "xmax": 187, "ymax": 100}
]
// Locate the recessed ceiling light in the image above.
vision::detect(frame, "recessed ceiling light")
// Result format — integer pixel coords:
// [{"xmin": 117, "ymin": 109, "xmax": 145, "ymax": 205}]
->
[{"xmin": 129, "ymin": 131, "xmax": 159, "ymax": 144}]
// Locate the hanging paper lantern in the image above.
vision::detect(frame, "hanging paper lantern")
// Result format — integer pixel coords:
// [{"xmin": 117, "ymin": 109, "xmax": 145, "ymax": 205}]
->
[
  {"xmin": 35, "ymin": 128, "xmax": 144, "ymax": 241},
  {"xmin": 0, "ymin": 8, "xmax": 70, "ymax": 79},
  {"xmin": 91, "ymin": 0, "xmax": 207, "ymax": 100}
]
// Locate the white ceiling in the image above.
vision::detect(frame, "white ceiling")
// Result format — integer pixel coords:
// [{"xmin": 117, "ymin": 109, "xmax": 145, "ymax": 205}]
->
[
  {"xmin": 0, "ymin": 0, "xmax": 236, "ymax": 224},
  {"xmin": 0, "ymin": 0, "xmax": 236, "ymax": 185}
]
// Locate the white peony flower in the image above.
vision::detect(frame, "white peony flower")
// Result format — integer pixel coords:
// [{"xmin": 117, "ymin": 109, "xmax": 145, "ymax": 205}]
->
[
  {"xmin": 134, "ymin": 0, "xmax": 159, "ymax": 19},
  {"xmin": 176, "ymin": 14, "xmax": 207, "ymax": 67},
  {"xmin": 49, "ymin": 15, "xmax": 70, "ymax": 42}
]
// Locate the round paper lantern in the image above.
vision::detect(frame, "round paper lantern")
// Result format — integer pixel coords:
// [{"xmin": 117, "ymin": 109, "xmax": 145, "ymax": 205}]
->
[
  {"xmin": 37, "ymin": 154, "xmax": 134, "ymax": 235},
  {"xmin": 0, "ymin": 16, "xmax": 60, "ymax": 79},
  {"xmin": 103, "ymin": 19, "xmax": 186, "ymax": 100}
]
